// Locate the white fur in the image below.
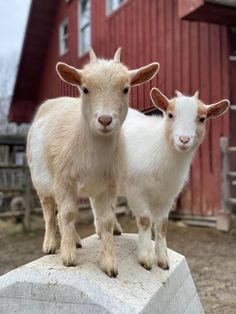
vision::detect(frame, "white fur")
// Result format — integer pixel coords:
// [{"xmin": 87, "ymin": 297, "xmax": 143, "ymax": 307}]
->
[
  {"xmin": 173, "ymin": 95, "xmax": 198, "ymax": 150},
  {"xmin": 122, "ymin": 107, "xmax": 194, "ymax": 213},
  {"xmin": 121, "ymin": 97, "xmax": 202, "ymax": 270},
  {"xmin": 122, "ymin": 89, "xmax": 229, "ymax": 270},
  {"xmin": 29, "ymin": 116, "xmax": 54, "ymax": 197}
]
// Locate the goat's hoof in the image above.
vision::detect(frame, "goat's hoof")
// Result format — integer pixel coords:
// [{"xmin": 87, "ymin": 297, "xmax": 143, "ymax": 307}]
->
[
  {"xmin": 101, "ymin": 263, "xmax": 118, "ymax": 278},
  {"xmin": 43, "ymin": 239, "xmax": 57, "ymax": 255},
  {"xmin": 105, "ymin": 268, "xmax": 118, "ymax": 278},
  {"xmin": 76, "ymin": 242, "xmax": 82, "ymax": 249},
  {"xmin": 140, "ymin": 262, "xmax": 152, "ymax": 271},
  {"xmin": 113, "ymin": 221, "xmax": 123, "ymax": 236},
  {"xmin": 45, "ymin": 248, "xmax": 56, "ymax": 255},
  {"xmin": 75, "ymin": 234, "xmax": 82, "ymax": 248},
  {"xmin": 63, "ymin": 261, "xmax": 76, "ymax": 267},
  {"xmin": 100, "ymin": 252, "xmax": 118, "ymax": 278},
  {"xmin": 138, "ymin": 250, "xmax": 154, "ymax": 270},
  {"xmin": 113, "ymin": 229, "xmax": 122, "ymax": 236},
  {"xmin": 62, "ymin": 258, "xmax": 77, "ymax": 267},
  {"xmin": 157, "ymin": 253, "xmax": 170, "ymax": 270},
  {"xmin": 61, "ymin": 249, "xmax": 77, "ymax": 267},
  {"xmin": 158, "ymin": 261, "xmax": 169, "ymax": 270}
]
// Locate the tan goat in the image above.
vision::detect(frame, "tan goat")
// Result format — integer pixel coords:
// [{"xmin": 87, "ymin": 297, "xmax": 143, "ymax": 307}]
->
[{"xmin": 27, "ymin": 49, "xmax": 159, "ymax": 277}]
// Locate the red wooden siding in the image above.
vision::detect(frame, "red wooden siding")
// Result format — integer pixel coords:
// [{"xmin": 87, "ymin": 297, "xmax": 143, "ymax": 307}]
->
[
  {"xmin": 11, "ymin": 0, "xmax": 231, "ymax": 218},
  {"xmin": 88, "ymin": 0, "xmax": 229, "ymax": 217}
]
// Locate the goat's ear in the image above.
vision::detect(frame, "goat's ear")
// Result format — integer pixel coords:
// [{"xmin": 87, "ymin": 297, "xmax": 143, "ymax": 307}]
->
[
  {"xmin": 129, "ymin": 62, "xmax": 160, "ymax": 86},
  {"xmin": 56, "ymin": 62, "xmax": 82, "ymax": 86},
  {"xmin": 150, "ymin": 88, "xmax": 170, "ymax": 112},
  {"xmin": 206, "ymin": 99, "xmax": 230, "ymax": 119}
]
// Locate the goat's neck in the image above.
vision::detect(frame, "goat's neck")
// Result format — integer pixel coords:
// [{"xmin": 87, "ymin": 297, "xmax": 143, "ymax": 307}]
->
[{"xmin": 74, "ymin": 118, "xmax": 123, "ymax": 173}]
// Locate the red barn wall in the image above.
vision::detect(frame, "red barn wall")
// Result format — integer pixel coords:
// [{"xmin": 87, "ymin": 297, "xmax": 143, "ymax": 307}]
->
[{"xmin": 36, "ymin": 0, "xmax": 230, "ymax": 218}]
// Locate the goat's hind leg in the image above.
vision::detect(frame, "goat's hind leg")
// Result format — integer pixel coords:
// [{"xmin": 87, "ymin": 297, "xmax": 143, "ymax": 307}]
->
[
  {"xmin": 113, "ymin": 215, "xmax": 122, "ymax": 235},
  {"xmin": 92, "ymin": 203, "xmax": 122, "ymax": 237},
  {"xmin": 40, "ymin": 196, "xmax": 58, "ymax": 254},
  {"xmin": 75, "ymin": 210, "xmax": 82, "ymax": 248}
]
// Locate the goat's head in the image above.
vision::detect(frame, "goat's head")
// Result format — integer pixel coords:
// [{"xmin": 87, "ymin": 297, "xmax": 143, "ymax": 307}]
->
[
  {"xmin": 56, "ymin": 48, "xmax": 159, "ymax": 136},
  {"xmin": 150, "ymin": 88, "xmax": 230, "ymax": 152}
]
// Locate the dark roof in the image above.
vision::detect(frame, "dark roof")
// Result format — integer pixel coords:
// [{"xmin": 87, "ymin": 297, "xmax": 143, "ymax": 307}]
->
[
  {"xmin": 9, "ymin": 0, "xmax": 58, "ymax": 123},
  {"xmin": 179, "ymin": 0, "xmax": 236, "ymax": 25}
]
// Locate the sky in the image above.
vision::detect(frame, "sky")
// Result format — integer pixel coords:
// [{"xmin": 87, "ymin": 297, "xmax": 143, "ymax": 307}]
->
[
  {"xmin": 0, "ymin": 0, "xmax": 31, "ymax": 108},
  {"xmin": 0, "ymin": 0, "xmax": 31, "ymax": 57}
]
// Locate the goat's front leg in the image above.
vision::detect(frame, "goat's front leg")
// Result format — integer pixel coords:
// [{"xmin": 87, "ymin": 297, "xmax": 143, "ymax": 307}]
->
[
  {"xmin": 128, "ymin": 195, "xmax": 154, "ymax": 270},
  {"xmin": 90, "ymin": 194, "xmax": 118, "ymax": 277},
  {"xmin": 154, "ymin": 216, "xmax": 170, "ymax": 270},
  {"xmin": 55, "ymin": 182, "xmax": 81, "ymax": 266},
  {"xmin": 136, "ymin": 212, "xmax": 154, "ymax": 270}
]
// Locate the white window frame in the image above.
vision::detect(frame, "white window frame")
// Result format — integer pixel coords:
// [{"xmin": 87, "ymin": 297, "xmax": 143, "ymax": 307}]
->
[
  {"xmin": 59, "ymin": 18, "xmax": 69, "ymax": 56},
  {"xmin": 106, "ymin": 0, "xmax": 126, "ymax": 15},
  {"xmin": 78, "ymin": 0, "xmax": 91, "ymax": 57}
]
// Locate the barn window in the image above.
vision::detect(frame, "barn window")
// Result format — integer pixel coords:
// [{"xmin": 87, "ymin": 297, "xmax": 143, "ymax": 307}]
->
[
  {"xmin": 59, "ymin": 19, "xmax": 69, "ymax": 56},
  {"xmin": 79, "ymin": 0, "xmax": 91, "ymax": 56},
  {"xmin": 106, "ymin": 0, "xmax": 125, "ymax": 14}
]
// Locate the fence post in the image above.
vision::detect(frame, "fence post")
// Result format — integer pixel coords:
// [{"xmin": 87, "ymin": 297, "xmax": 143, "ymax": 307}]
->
[{"xmin": 218, "ymin": 137, "xmax": 231, "ymax": 231}]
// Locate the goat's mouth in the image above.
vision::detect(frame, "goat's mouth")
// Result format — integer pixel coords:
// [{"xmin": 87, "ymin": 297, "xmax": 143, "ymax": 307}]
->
[
  {"xmin": 97, "ymin": 128, "xmax": 113, "ymax": 135},
  {"xmin": 175, "ymin": 144, "xmax": 191, "ymax": 152}
]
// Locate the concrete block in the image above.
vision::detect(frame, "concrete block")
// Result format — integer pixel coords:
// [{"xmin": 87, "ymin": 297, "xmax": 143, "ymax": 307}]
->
[
  {"xmin": 0, "ymin": 234, "xmax": 203, "ymax": 314},
  {"xmin": 217, "ymin": 212, "xmax": 231, "ymax": 231}
]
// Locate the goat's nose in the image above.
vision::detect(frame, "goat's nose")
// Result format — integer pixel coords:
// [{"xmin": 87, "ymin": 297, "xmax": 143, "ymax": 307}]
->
[
  {"xmin": 179, "ymin": 136, "xmax": 190, "ymax": 144},
  {"xmin": 98, "ymin": 115, "xmax": 112, "ymax": 127}
]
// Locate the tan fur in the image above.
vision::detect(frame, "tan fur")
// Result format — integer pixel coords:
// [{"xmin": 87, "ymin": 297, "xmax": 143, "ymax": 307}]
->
[
  {"xmin": 138, "ymin": 216, "xmax": 151, "ymax": 230},
  {"xmin": 27, "ymin": 50, "xmax": 159, "ymax": 276},
  {"xmin": 155, "ymin": 217, "xmax": 169, "ymax": 270},
  {"xmin": 197, "ymin": 100, "xmax": 207, "ymax": 118},
  {"xmin": 40, "ymin": 196, "xmax": 58, "ymax": 254},
  {"xmin": 160, "ymin": 217, "xmax": 168, "ymax": 237},
  {"xmin": 165, "ymin": 100, "xmax": 176, "ymax": 146},
  {"xmin": 167, "ymin": 99, "xmax": 176, "ymax": 113},
  {"xmin": 207, "ymin": 99, "xmax": 229, "ymax": 118},
  {"xmin": 192, "ymin": 100, "xmax": 208, "ymax": 148},
  {"xmin": 26, "ymin": 130, "xmax": 32, "ymax": 164}
]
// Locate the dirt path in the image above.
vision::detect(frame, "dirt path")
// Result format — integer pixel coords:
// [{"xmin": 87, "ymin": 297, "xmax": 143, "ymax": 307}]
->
[{"xmin": 0, "ymin": 216, "xmax": 235, "ymax": 313}]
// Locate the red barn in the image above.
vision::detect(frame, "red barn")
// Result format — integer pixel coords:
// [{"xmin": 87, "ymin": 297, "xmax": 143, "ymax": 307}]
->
[{"xmin": 9, "ymin": 0, "xmax": 236, "ymax": 228}]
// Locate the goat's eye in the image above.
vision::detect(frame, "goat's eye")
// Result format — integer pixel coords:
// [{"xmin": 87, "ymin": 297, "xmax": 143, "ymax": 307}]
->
[
  {"xmin": 168, "ymin": 113, "xmax": 174, "ymax": 119},
  {"xmin": 123, "ymin": 87, "xmax": 129, "ymax": 94},
  {"xmin": 82, "ymin": 87, "xmax": 89, "ymax": 94},
  {"xmin": 199, "ymin": 117, "xmax": 205, "ymax": 123}
]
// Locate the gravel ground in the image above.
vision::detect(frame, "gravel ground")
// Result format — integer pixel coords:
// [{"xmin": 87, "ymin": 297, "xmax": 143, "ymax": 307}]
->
[{"xmin": 0, "ymin": 215, "xmax": 236, "ymax": 313}]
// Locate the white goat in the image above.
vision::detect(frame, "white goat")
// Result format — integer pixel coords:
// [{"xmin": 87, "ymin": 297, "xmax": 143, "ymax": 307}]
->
[
  {"xmin": 27, "ymin": 49, "xmax": 159, "ymax": 277},
  {"xmin": 121, "ymin": 88, "xmax": 229, "ymax": 270}
]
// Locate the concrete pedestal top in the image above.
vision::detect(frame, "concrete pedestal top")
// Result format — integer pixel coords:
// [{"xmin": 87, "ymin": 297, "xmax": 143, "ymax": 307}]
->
[{"xmin": 0, "ymin": 233, "xmax": 203, "ymax": 314}]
